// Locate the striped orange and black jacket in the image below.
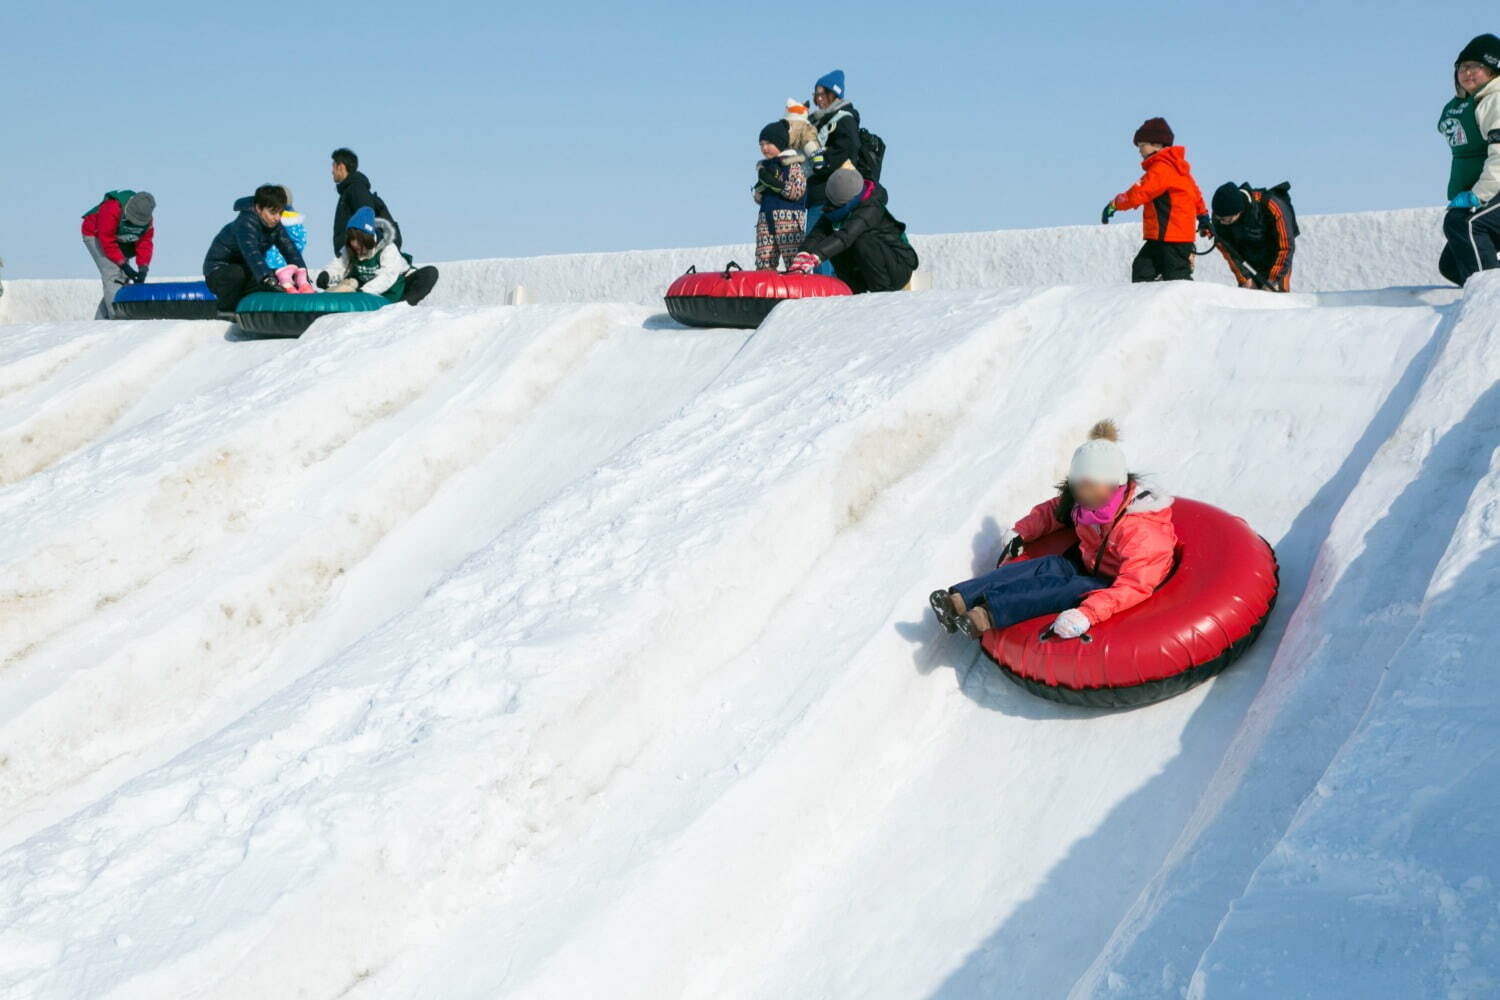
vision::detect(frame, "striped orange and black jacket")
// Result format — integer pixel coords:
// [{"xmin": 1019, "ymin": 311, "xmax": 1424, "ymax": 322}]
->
[{"xmin": 1214, "ymin": 186, "xmax": 1297, "ymax": 290}]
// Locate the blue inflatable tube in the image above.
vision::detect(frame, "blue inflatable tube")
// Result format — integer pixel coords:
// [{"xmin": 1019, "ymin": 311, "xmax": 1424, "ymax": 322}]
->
[{"xmin": 111, "ymin": 281, "xmax": 219, "ymax": 321}]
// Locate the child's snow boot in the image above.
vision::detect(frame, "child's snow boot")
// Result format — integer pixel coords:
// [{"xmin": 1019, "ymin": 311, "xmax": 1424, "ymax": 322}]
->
[
  {"xmin": 958, "ymin": 605, "xmax": 994, "ymax": 641},
  {"xmin": 929, "ymin": 589, "xmax": 965, "ymax": 634}
]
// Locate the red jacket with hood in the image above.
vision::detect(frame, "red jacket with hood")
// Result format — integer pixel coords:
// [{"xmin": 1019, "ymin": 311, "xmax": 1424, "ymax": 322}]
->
[
  {"xmin": 81, "ymin": 198, "xmax": 155, "ymax": 267},
  {"xmin": 1012, "ymin": 482, "xmax": 1178, "ymax": 625},
  {"xmin": 1112, "ymin": 146, "xmax": 1208, "ymax": 243}
]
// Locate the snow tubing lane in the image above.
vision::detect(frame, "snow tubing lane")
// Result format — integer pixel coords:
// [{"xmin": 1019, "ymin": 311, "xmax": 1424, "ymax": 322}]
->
[
  {"xmin": 664, "ymin": 264, "xmax": 852, "ymax": 329},
  {"xmin": 111, "ymin": 281, "xmax": 219, "ymax": 321},
  {"xmin": 979, "ymin": 498, "xmax": 1278, "ymax": 709},
  {"xmin": 231, "ymin": 290, "xmax": 390, "ymax": 337}
]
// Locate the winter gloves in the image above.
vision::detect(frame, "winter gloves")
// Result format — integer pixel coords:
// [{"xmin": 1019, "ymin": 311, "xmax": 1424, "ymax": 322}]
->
[
  {"xmin": 1450, "ymin": 191, "xmax": 1482, "ymax": 210},
  {"xmin": 136, "ymin": 266, "xmax": 149, "ymax": 283},
  {"xmin": 259, "ymin": 274, "xmax": 282, "ymax": 292},
  {"xmin": 312, "ymin": 270, "xmax": 357, "ymax": 293},
  {"xmin": 1050, "ymin": 608, "xmax": 1091, "ymax": 639},
  {"xmin": 788, "ymin": 252, "xmax": 821, "ymax": 275},
  {"xmin": 755, "ymin": 163, "xmax": 785, "ymax": 196},
  {"xmin": 120, "ymin": 264, "xmax": 140, "ymax": 283},
  {"xmin": 996, "ymin": 529, "xmax": 1023, "ymax": 567},
  {"xmin": 1197, "ymin": 214, "xmax": 1213, "ymax": 238},
  {"xmin": 1100, "ymin": 202, "xmax": 1117, "ymax": 225}
]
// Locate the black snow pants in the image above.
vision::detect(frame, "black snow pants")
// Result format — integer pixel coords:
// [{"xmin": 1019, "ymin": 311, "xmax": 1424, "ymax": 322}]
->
[
  {"xmin": 205, "ymin": 263, "xmax": 259, "ymax": 311},
  {"xmin": 1442, "ymin": 203, "xmax": 1500, "ymax": 285},
  {"xmin": 1130, "ymin": 240, "xmax": 1194, "ymax": 283},
  {"xmin": 831, "ymin": 233, "xmax": 918, "ymax": 293}
]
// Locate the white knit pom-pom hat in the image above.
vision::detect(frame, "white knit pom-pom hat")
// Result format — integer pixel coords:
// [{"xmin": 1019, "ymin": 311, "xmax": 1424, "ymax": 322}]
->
[{"xmin": 1068, "ymin": 419, "xmax": 1128, "ymax": 485}]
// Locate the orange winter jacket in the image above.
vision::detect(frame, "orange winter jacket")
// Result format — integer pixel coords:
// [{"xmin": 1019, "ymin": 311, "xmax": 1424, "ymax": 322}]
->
[
  {"xmin": 1012, "ymin": 484, "xmax": 1178, "ymax": 625},
  {"xmin": 1112, "ymin": 147, "xmax": 1208, "ymax": 243}
]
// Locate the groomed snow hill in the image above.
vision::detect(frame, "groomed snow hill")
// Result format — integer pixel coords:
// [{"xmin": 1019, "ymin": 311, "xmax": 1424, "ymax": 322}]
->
[{"xmin": 0, "ymin": 210, "xmax": 1495, "ymax": 1000}]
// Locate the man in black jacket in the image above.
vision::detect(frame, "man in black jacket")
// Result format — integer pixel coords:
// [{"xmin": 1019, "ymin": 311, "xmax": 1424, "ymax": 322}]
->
[
  {"xmin": 1210, "ymin": 181, "xmax": 1298, "ymax": 291},
  {"xmin": 789, "ymin": 170, "xmax": 919, "ymax": 293},
  {"xmin": 202, "ymin": 184, "xmax": 306, "ymax": 310},
  {"xmin": 330, "ymin": 148, "xmax": 402, "ymax": 256}
]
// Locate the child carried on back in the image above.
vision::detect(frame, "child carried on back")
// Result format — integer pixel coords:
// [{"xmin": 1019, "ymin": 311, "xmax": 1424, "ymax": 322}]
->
[{"xmin": 931, "ymin": 421, "xmax": 1178, "ymax": 641}]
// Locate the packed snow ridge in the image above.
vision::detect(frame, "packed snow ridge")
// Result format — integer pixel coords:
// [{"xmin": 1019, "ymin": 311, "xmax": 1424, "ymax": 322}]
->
[{"xmin": 0, "ymin": 209, "xmax": 1495, "ymax": 1000}]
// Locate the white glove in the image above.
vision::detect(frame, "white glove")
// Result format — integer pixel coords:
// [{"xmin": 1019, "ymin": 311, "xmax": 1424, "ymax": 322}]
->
[{"xmin": 1051, "ymin": 608, "xmax": 1091, "ymax": 639}]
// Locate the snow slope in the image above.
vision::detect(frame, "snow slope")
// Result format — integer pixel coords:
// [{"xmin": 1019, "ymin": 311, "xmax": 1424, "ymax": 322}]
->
[{"xmin": 0, "ymin": 223, "xmax": 1494, "ymax": 1000}]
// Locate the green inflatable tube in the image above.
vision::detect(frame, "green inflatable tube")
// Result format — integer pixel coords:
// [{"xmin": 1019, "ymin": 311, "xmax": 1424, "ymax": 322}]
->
[{"xmin": 232, "ymin": 291, "xmax": 391, "ymax": 337}]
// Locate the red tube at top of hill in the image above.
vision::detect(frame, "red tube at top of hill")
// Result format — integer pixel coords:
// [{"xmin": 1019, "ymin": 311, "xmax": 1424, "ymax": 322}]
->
[
  {"xmin": 665, "ymin": 262, "xmax": 852, "ymax": 329},
  {"xmin": 980, "ymin": 497, "xmax": 1279, "ymax": 709}
]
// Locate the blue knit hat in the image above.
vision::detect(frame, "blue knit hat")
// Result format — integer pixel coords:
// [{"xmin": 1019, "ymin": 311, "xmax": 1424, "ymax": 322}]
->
[
  {"xmin": 347, "ymin": 206, "xmax": 378, "ymax": 237},
  {"xmin": 815, "ymin": 69, "xmax": 845, "ymax": 99}
]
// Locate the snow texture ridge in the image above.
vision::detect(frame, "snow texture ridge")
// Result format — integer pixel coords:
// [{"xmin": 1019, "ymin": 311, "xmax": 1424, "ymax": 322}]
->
[{"xmin": 0, "ymin": 220, "xmax": 1494, "ymax": 1000}]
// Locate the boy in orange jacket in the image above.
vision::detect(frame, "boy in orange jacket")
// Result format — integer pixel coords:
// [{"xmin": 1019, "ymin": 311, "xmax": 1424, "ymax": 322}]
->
[{"xmin": 1102, "ymin": 118, "xmax": 1210, "ymax": 282}]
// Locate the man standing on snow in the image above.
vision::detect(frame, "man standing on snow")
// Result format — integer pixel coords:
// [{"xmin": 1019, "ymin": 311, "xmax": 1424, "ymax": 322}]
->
[
  {"xmin": 81, "ymin": 190, "xmax": 155, "ymax": 318},
  {"xmin": 329, "ymin": 148, "xmax": 402, "ymax": 257}
]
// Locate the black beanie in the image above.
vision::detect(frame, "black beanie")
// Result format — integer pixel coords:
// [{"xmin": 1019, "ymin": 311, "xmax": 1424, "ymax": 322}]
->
[
  {"xmin": 1212, "ymin": 182, "xmax": 1249, "ymax": 218},
  {"xmin": 1456, "ymin": 33, "xmax": 1500, "ymax": 71},
  {"xmin": 759, "ymin": 121, "xmax": 791, "ymax": 151}
]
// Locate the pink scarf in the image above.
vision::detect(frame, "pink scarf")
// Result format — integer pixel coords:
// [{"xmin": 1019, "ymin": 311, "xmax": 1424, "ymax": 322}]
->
[{"xmin": 1073, "ymin": 484, "xmax": 1129, "ymax": 527}]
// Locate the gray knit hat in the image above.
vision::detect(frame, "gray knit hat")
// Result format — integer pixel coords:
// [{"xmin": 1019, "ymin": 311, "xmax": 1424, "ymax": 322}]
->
[
  {"xmin": 826, "ymin": 169, "xmax": 865, "ymax": 206},
  {"xmin": 123, "ymin": 192, "xmax": 155, "ymax": 226}
]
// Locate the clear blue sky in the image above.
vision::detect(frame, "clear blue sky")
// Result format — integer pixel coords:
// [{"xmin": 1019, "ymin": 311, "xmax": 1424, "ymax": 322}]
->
[{"xmin": 5, "ymin": 0, "xmax": 1492, "ymax": 277}]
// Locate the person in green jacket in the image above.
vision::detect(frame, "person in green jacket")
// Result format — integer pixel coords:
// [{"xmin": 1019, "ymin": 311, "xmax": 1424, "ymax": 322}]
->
[{"xmin": 1439, "ymin": 34, "xmax": 1500, "ymax": 285}]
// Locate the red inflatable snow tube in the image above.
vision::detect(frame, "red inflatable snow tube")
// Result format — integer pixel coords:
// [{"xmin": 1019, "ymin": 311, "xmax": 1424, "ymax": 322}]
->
[
  {"xmin": 980, "ymin": 498, "xmax": 1279, "ymax": 709},
  {"xmin": 664, "ymin": 261, "xmax": 852, "ymax": 329}
]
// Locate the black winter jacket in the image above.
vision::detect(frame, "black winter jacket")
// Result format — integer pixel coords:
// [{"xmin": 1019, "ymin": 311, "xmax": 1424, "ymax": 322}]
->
[
  {"xmin": 807, "ymin": 102, "xmax": 861, "ymax": 204},
  {"xmin": 203, "ymin": 201, "xmax": 306, "ymax": 281},
  {"xmin": 800, "ymin": 182, "xmax": 919, "ymax": 293},
  {"xmin": 333, "ymin": 171, "xmax": 402, "ymax": 255}
]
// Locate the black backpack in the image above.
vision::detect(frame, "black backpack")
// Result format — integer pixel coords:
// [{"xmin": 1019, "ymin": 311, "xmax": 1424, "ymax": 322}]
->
[
  {"xmin": 855, "ymin": 128, "xmax": 887, "ymax": 182},
  {"xmin": 1262, "ymin": 181, "xmax": 1300, "ymax": 237}
]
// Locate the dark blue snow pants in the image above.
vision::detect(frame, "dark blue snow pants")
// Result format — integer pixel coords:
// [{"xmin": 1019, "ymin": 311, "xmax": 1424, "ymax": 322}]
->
[
  {"xmin": 1443, "ymin": 203, "xmax": 1500, "ymax": 285},
  {"xmin": 950, "ymin": 555, "xmax": 1110, "ymax": 631}
]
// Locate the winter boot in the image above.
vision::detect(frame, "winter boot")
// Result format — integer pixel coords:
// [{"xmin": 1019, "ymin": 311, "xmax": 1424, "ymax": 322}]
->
[
  {"xmin": 958, "ymin": 605, "xmax": 994, "ymax": 641},
  {"xmin": 402, "ymin": 265, "xmax": 440, "ymax": 306},
  {"xmin": 928, "ymin": 589, "xmax": 966, "ymax": 634}
]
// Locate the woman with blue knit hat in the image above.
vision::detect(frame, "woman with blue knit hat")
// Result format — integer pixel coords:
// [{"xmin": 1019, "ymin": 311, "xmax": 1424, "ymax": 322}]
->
[
  {"xmin": 804, "ymin": 69, "xmax": 863, "ymax": 274},
  {"xmin": 317, "ymin": 206, "xmax": 440, "ymax": 305}
]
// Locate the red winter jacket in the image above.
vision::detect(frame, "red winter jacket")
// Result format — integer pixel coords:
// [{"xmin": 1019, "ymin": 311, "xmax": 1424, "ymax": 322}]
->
[
  {"xmin": 81, "ymin": 198, "xmax": 155, "ymax": 267},
  {"xmin": 1112, "ymin": 146, "xmax": 1208, "ymax": 243},
  {"xmin": 1012, "ymin": 483, "xmax": 1178, "ymax": 625}
]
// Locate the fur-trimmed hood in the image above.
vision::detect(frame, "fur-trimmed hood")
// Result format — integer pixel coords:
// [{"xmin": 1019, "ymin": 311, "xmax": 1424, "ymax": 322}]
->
[
  {"xmin": 1125, "ymin": 482, "xmax": 1174, "ymax": 514},
  {"xmin": 368, "ymin": 217, "xmax": 398, "ymax": 257}
]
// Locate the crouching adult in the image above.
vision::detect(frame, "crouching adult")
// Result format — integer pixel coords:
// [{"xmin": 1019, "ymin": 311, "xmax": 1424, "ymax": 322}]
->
[
  {"xmin": 202, "ymin": 184, "xmax": 307, "ymax": 311},
  {"xmin": 787, "ymin": 169, "xmax": 918, "ymax": 293}
]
